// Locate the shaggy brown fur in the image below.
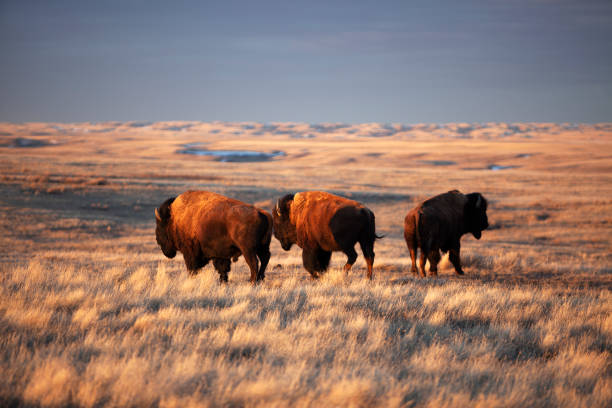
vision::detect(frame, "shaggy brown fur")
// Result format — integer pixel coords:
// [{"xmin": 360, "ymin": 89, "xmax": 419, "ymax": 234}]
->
[
  {"xmin": 155, "ymin": 191, "xmax": 272, "ymax": 283},
  {"xmin": 404, "ymin": 190, "xmax": 489, "ymax": 277},
  {"xmin": 273, "ymin": 191, "xmax": 381, "ymax": 279}
]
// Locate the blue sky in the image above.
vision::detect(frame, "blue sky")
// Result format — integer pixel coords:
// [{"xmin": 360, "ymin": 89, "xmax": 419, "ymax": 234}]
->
[{"xmin": 1, "ymin": 0, "xmax": 611, "ymax": 123}]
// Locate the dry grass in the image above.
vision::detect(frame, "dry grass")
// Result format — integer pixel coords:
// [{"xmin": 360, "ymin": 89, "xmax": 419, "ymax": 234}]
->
[
  {"xmin": 0, "ymin": 121, "xmax": 611, "ymax": 407},
  {"xmin": 1, "ymin": 258, "xmax": 610, "ymax": 407}
]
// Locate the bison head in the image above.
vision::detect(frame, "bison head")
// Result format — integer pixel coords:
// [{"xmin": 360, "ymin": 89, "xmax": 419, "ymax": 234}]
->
[
  {"xmin": 155, "ymin": 197, "xmax": 177, "ymax": 258},
  {"xmin": 272, "ymin": 194, "xmax": 297, "ymax": 251},
  {"xmin": 465, "ymin": 192, "xmax": 489, "ymax": 239}
]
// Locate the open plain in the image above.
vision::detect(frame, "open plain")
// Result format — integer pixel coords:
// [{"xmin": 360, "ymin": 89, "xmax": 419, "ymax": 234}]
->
[{"xmin": 1, "ymin": 121, "xmax": 611, "ymax": 407}]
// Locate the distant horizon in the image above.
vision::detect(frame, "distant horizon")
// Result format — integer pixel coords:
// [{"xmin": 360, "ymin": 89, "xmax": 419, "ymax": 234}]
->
[
  {"xmin": 2, "ymin": 1, "xmax": 611, "ymax": 123},
  {"xmin": 2, "ymin": 120, "xmax": 611, "ymax": 126}
]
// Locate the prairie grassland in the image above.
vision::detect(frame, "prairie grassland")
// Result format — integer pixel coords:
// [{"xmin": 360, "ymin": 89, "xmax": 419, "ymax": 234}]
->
[
  {"xmin": 1, "ymin": 255, "xmax": 611, "ymax": 407},
  {"xmin": 0, "ymin": 122, "xmax": 611, "ymax": 407}
]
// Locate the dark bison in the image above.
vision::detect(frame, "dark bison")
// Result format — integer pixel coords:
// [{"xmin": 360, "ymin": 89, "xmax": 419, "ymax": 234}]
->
[
  {"xmin": 273, "ymin": 191, "xmax": 381, "ymax": 279},
  {"xmin": 404, "ymin": 190, "xmax": 489, "ymax": 277},
  {"xmin": 155, "ymin": 191, "xmax": 273, "ymax": 283}
]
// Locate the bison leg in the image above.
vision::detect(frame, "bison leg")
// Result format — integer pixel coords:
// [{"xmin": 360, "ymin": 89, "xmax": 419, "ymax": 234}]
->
[
  {"xmin": 241, "ymin": 250, "xmax": 260, "ymax": 284},
  {"xmin": 409, "ymin": 248, "xmax": 418, "ymax": 276},
  {"xmin": 404, "ymin": 229, "xmax": 418, "ymax": 276},
  {"xmin": 427, "ymin": 250, "xmax": 441, "ymax": 277},
  {"xmin": 184, "ymin": 252, "xmax": 209, "ymax": 276},
  {"xmin": 302, "ymin": 246, "xmax": 331, "ymax": 278},
  {"xmin": 302, "ymin": 247, "xmax": 320, "ymax": 278},
  {"xmin": 449, "ymin": 245, "xmax": 464, "ymax": 275},
  {"xmin": 213, "ymin": 258, "xmax": 231, "ymax": 283},
  {"xmin": 418, "ymin": 250, "xmax": 427, "ymax": 278},
  {"xmin": 358, "ymin": 239, "xmax": 375, "ymax": 280},
  {"xmin": 256, "ymin": 247, "xmax": 270, "ymax": 281},
  {"xmin": 341, "ymin": 246, "xmax": 358, "ymax": 274}
]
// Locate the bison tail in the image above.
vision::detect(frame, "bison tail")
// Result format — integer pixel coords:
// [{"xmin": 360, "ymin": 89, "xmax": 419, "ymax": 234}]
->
[
  {"xmin": 364, "ymin": 209, "xmax": 384, "ymax": 241},
  {"xmin": 257, "ymin": 211, "xmax": 273, "ymax": 249}
]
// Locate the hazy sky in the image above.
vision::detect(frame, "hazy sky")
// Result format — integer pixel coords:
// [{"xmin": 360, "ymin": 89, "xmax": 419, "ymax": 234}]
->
[{"xmin": 1, "ymin": 0, "xmax": 611, "ymax": 123}]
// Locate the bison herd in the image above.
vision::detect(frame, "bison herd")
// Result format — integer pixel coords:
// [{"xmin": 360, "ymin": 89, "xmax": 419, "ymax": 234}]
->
[{"xmin": 155, "ymin": 189, "xmax": 489, "ymax": 283}]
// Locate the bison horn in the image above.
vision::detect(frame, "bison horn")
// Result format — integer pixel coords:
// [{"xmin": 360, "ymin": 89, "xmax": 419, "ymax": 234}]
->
[
  {"xmin": 475, "ymin": 194, "xmax": 482, "ymax": 209},
  {"xmin": 155, "ymin": 208, "xmax": 161, "ymax": 221},
  {"xmin": 275, "ymin": 200, "xmax": 281, "ymax": 216}
]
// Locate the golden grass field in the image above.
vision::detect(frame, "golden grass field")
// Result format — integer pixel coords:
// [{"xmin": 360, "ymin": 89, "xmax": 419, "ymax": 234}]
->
[{"xmin": 1, "ymin": 121, "xmax": 611, "ymax": 407}]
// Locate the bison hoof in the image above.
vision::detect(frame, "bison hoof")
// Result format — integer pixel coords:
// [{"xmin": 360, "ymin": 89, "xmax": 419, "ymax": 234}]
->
[{"xmin": 455, "ymin": 269, "xmax": 465, "ymax": 275}]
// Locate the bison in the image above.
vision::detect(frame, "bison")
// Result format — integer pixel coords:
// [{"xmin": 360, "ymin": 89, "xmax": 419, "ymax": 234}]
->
[
  {"xmin": 404, "ymin": 190, "xmax": 489, "ymax": 277},
  {"xmin": 155, "ymin": 191, "xmax": 273, "ymax": 283},
  {"xmin": 273, "ymin": 191, "xmax": 381, "ymax": 279}
]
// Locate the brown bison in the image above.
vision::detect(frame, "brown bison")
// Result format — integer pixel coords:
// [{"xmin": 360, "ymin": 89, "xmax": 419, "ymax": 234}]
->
[
  {"xmin": 273, "ymin": 191, "xmax": 381, "ymax": 279},
  {"xmin": 404, "ymin": 190, "xmax": 489, "ymax": 277},
  {"xmin": 155, "ymin": 191, "xmax": 273, "ymax": 283}
]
